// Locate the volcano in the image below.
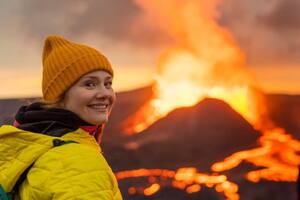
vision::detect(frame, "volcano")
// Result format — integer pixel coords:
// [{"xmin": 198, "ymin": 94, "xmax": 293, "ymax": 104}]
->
[
  {"xmin": 104, "ymin": 86, "xmax": 299, "ymax": 200},
  {"xmin": 0, "ymin": 86, "xmax": 299, "ymax": 199},
  {"xmin": 105, "ymin": 90, "xmax": 260, "ymax": 171}
]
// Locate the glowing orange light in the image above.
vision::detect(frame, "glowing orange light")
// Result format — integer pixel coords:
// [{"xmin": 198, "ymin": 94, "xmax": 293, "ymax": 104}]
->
[
  {"xmin": 115, "ymin": 168, "xmax": 239, "ymax": 199},
  {"xmin": 144, "ymin": 183, "xmax": 160, "ymax": 196},
  {"xmin": 186, "ymin": 184, "xmax": 201, "ymax": 193}
]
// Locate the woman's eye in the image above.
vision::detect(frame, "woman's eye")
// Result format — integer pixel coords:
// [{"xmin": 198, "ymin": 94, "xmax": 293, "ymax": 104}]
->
[
  {"xmin": 105, "ymin": 81, "xmax": 112, "ymax": 88},
  {"xmin": 85, "ymin": 82, "xmax": 96, "ymax": 87}
]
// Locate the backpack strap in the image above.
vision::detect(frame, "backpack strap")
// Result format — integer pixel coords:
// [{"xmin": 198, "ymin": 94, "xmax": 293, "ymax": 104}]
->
[
  {"xmin": 7, "ymin": 139, "xmax": 77, "ymax": 199},
  {"xmin": 8, "ymin": 163, "xmax": 34, "ymax": 199},
  {"xmin": 52, "ymin": 139, "xmax": 77, "ymax": 147}
]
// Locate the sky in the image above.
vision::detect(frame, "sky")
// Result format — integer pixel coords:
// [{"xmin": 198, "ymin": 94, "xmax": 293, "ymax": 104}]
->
[{"xmin": 0, "ymin": 0, "xmax": 299, "ymax": 99}]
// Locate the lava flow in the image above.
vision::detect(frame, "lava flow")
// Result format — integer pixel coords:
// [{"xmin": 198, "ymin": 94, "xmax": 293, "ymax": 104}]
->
[
  {"xmin": 116, "ymin": 168, "xmax": 239, "ymax": 200},
  {"xmin": 118, "ymin": 0, "xmax": 300, "ymax": 199}
]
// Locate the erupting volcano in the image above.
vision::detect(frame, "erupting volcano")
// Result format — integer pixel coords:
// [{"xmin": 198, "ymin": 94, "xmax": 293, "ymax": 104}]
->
[{"xmin": 117, "ymin": 0, "xmax": 300, "ymax": 199}]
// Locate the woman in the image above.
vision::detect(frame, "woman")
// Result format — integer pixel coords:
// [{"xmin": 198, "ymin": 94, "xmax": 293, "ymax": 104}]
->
[{"xmin": 0, "ymin": 36, "xmax": 122, "ymax": 199}]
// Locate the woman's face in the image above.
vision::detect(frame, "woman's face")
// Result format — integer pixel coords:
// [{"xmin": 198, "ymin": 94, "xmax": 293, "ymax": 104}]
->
[{"xmin": 62, "ymin": 70, "xmax": 116, "ymax": 125}]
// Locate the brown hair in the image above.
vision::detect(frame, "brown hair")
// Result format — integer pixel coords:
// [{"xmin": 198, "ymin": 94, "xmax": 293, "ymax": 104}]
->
[{"xmin": 40, "ymin": 94, "xmax": 65, "ymax": 109}]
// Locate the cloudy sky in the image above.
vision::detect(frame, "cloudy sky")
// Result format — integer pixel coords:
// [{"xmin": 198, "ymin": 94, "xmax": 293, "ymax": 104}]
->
[{"xmin": 0, "ymin": 0, "xmax": 299, "ymax": 98}]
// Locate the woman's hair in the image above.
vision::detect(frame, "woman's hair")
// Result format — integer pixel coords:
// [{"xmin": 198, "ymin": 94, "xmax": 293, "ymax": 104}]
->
[{"xmin": 40, "ymin": 94, "xmax": 65, "ymax": 109}]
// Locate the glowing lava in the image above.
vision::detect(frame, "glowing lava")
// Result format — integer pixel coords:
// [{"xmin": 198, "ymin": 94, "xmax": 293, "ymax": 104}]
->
[{"xmin": 115, "ymin": 168, "xmax": 239, "ymax": 200}]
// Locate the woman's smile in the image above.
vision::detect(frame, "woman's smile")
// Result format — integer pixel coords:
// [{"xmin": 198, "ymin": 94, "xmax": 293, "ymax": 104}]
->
[
  {"xmin": 87, "ymin": 103, "xmax": 110, "ymax": 112},
  {"xmin": 63, "ymin": 70, "xmax": 116, "ymax": 125}
]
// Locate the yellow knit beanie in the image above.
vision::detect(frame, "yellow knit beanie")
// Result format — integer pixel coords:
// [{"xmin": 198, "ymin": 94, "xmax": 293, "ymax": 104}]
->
[{"xmin": 42, "ymin": 35, "xmax": 113, "ymax": 101}]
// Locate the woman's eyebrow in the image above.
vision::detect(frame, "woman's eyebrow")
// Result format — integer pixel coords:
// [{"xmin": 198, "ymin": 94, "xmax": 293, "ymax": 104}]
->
[{"xmin": 83, "ymin": 76, "xmax": 112, "ymax": 80}]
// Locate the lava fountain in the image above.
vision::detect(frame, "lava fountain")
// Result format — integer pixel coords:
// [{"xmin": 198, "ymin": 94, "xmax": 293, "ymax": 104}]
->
[
  {"xmin": 123, "ymin": 0, "xmax": 266, "ymax": 134},
  {"xmin": 118, "ymin": 0, "xmax": 300, "ymax": 199}
]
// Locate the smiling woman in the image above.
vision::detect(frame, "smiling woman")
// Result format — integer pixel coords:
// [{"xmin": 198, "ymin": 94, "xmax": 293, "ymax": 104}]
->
[{"xmin": 0, "ymin": 36, "xmax": 122, "ymax": 200}]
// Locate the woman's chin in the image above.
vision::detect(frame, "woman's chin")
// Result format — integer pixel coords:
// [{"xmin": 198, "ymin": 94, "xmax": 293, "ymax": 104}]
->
[
  {"xmin": 87, "ymin": 116, "xmax": 108, "ymax": 125},
  {"xmin": 80, "ymin": 111, "xmax": 109, "ymax": 125}
]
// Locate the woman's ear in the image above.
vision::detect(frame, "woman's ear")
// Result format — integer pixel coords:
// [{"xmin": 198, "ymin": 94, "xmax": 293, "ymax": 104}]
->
[{"xmin": 56, "ymin": 92, "xmax": 66, "ymax": 108}]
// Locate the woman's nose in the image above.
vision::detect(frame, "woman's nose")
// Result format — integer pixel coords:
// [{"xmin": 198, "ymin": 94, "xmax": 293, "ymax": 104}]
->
[{"xmin": 95, "ymin": 87, "xmax": 111, "ymax": 99}]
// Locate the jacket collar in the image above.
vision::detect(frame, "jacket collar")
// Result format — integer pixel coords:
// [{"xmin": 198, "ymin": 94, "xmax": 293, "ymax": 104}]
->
[{"xmin": 14, "ymin": 102, "xmax": 101, "ymax": 140}]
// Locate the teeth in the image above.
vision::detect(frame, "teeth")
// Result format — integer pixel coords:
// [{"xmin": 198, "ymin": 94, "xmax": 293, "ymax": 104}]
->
[
  {"xmin": 90, "ymin": 105, "xmax": 106, "ymax": 108},
  {"xmin": 89, "ymin": 104, "xmax": 108, "ymax": 109}
]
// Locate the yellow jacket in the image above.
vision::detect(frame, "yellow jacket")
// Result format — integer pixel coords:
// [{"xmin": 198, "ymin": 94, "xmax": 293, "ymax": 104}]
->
[{"xmin": 0, "ymin": 125, "xmax": 122, "ymax": 200}]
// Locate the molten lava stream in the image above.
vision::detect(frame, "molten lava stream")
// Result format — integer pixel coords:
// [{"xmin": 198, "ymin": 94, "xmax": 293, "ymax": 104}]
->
[
  {"xmin": 115, "ymin": 167, "xmax": 240, "ymax": 200},
  {"xmin": 212, "ymin": 127, "xmax": 300, "ymax": 182}
]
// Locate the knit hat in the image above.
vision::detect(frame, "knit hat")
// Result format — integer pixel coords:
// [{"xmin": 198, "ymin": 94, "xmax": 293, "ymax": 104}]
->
[{"xmin": 42, "ymin": 35, "xmax": 113, "ymax": 101}]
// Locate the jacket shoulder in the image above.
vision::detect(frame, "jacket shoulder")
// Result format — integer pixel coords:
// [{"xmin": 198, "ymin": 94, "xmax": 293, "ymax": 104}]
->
[
  {"xmin": 0, "ymin": 125, "xmax": 53, "ymax": 192},
  {"xmin": 20, "ymin": 138, "xmax": 122, "ymax": 199}
]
